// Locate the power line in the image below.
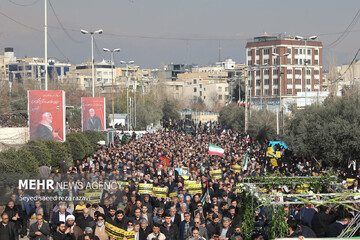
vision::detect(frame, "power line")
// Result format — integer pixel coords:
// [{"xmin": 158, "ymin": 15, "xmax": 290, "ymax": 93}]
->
[
  {"xmin": 7, "ymin": 0, "xmax": 39, "ymax": 7},
  {"xmin": 326, "ymin": 8, "xmax": 360, "ymax": 48},
  {"xmin": 47, "ymin": 0, "xmax": 85, "ymax": 44},
  {"xmin": 331, "ymin": 47, "xmax": 360, "ymax": 84},
  {"xmin": 0, "ymin": 10, "xmax": 41, "ymax": 32},
  {"xmin": 93, "ymin": 38, "xmax": 105, "ymax": 60},
  {"xmin": 47, "ymin": 33, "xmax": 71, "ymax": 63}
]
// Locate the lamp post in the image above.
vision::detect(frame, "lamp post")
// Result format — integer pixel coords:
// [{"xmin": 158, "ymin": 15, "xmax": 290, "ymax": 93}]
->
[
  {"xmin": 44, "ymin": 0, "xmax": 48, "ymax": 90},
  {"xmin": 103, "ymin": 48, "xmax": 121, "ymax": 129},
  {"xmin": 120, "ymin": 60, "xmax": 134, "ymax": 131},
  {"xmin": 272, "ymin": 52, "xmax": 290, "ymax": 115},
  {"xmin": 81, "ymin": 29, "xmax": 103, "ymax": 97},
  {"xmin": 255, "ymin": 63, "xmax": 268, "ymax": 110},
  {"xmin": 295, "ymin": 35, "xmax": 317, "ymax": 106}
]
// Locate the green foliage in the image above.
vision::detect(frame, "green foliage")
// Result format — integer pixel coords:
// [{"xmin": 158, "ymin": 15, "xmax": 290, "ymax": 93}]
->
[
  {"xmin": 26, "ymin": 140, "xmax": 51, "ymax": 166},
  {"xmin": 218, "ymin": 105, "xmax": 245, "ymax": 131},
  {"xmin": 162, "ymin": 98, "xmax": 180, "ymax": 121},
  {"xmin": 65, "ymin": 133, "xmax": 86, "ymax": 161},
  {"xmin": 136, "ymin": 94, "xmax": 163, "ymax": 130},
  {"xmin": 284, "ymin": 95, "xmax": 360, "ymax": 169},
  {"xmin": 66, "ymin": 106, "xmax": 81, "ymax": 129},
  {"xmin": 76, "ymin": 132, "xmax": 93, "ymax": 156},
  {"xmin": 0, "ymin": 148, "xmax": 38, "ymax": 173},
  {"xmin": 248, "ymin": 109, "xmax": 277, "ymax": 142},
  {"xmin": 83, "ymin": 130, "xmax": 107, "ymax": 151},
  {"xmin": 240, "ymin": 190, "xmax": 255, "ymax": 240},
  {"xmin": 43, "ymin": 140, "xmax": 69, "ymax": 169},
  {"xmin": 267, "ymin": 206, "xmax": 288, "ymax": 239}
]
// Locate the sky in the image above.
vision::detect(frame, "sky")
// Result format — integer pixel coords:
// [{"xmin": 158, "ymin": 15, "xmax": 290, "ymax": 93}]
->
[{"xmin": 0, "ymin": 0, "xmax": 360, "ymax": 69}]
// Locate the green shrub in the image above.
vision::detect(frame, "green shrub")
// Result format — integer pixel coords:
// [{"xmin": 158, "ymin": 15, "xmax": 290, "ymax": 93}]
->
[
  {"xmin": 43, "ymin": 140, "xmax": 69, "ymax": 169},
  {"xmin": 26, "ymin": 140, "xmax": 51, "ymax": 166},
  {"xmin": 65, "ymin": 133, "xmax": 86, "ymax": 161}
]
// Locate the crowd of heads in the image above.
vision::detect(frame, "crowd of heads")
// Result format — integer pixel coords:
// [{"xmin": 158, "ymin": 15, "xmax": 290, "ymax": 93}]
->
[{"xmin": 1, "ymin": 121, "xmax": 360, "ymax": 239}]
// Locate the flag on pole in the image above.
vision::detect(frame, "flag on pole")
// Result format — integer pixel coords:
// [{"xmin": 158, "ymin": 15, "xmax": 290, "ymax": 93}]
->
[
  {"xmin": 237, "ymin": 99, "xmax": 241, "ymax": 106},
  {"xmin": 208, "ymin": 144, "xmax": 224, "ymax": 157},
  {"xmin": 201, "ymin": 189, "xmax": 209, "ymax": 206},
  {"xmin": 242, "ymin": 152, "xmax": 248, "ymax": 171},
  {"xmin": 245, "ymin": 135, "xmax": 250, "ymax": 143},
  {"xmin": 159, "ymin": 155, "xmax": 170, "ymax": 166},
  {"xmin": 221, "ymin": 129, "xmax": 227, "ymax": 136},
  {"xmin": 206, "ymin": 122, "xmax": 211, "ymax": 128}
]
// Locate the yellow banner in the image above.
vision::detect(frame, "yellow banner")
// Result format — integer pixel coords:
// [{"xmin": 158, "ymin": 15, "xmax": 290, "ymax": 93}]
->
[
  {"xmin": 232, "ymin": 165, "xmax": 241, "ymax": 173},
  {"xmin": 169, "ymin": 192, "xmax": 178, "ymax": 198},
  {"xmin": 270, "ymin": 158, "xmax": 278, "ymax": 167},
  {"xmin": 105, "ymin": 221, "xmax": 134, "ymax": 240},
  {"xmin": 139, "ymin": 183, "xmax": 153, "ymax": 194},
  {"xmin": 346, "ymin": 178, "xmax": 356, "ymax": 186},
  {"xmin": 211, "ymin": 170, "xmax": 222, "ymax": 179},
  {"xmin": 188, "ymin": 184, "xmax": 202, "ymax": 194},
  {"xmin": 78, "ymin": 189, "xmax": 102, "ymax": 203},
  {"xmin": 276, "ymin": 151, "xmax": 281, "ymax": 158},
  {"xmin": 235, "ymin": 183, "xmax": 242, "ymax": 193},
  {"xmin": 266, "ymin": 147, "xmax": 274, "ymax": 157},
  {"xmin": 153, "ymin": 187, "xmax": 168, "ymax": 198},
  {"xmin": 184, "ymin": 180, "xmax": 196, "ymax": 188}
]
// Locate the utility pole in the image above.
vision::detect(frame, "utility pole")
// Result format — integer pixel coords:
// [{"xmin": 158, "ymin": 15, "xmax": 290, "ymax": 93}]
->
[
  {"xmin": 244, "ymin": 69, "xmax": 248, "ymax": 133},
  {"xmin": 44, "ymin": 0, "xmax": 48, "ymax": 90}
]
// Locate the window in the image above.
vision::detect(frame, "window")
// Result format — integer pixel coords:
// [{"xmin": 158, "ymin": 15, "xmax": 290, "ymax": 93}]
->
[
  {"xmin": 248, "ymin": 60, "xmax": 252, "ymax": 65},
  {"xmin": 248, "ymin": 50, "xmax": 252, "ymax": 56},
  {"xmin": 287, "ymin": 48, "xmax": 291, "ymax": 54},
  {"xmin": 287, "ymin": 79, "xmax": 293, "ymax": 84},
  {"xmin": 256, "ymin": 80, "xmax": 261, "ymax": 86},
  {"xmin": 264, "ymin": 89, "xmax": 269, "ymax": 96},
  {"xmin": 199, "ymin": 84, "xmax": 202, "ymax": 88},
  {"xmin": 264, "ymin": 69, "xmax": 269, "ymax": 75},
  {"xmin": 300, "ymin": 59, "xmax": 303, "ymax": 65},
  {"xmin": 307, "ymin": 49, "xmax": 311, "ymax": 55},
  {"xmin": 274, "ymin": 58, "xmax": 278, "ymax": 65},
  {"xmin": 315, "ymin": 60, "xmax": 319, "ymax": 65},
  {"xmin": 295, "ymin": 79, "xmax": 301, "ymax": 84},
  {"xmin": 295, "ymin": 89, "xmax": 301, "ymax": 94},
  {"xmin": 273, "ymin": 69, "xmax": 278, "ymax": 75},
  {"xmin": 176, "ymin": 86, "xmax": 179, "ymax": 90},
  {"xmin": 218, "ymin": 86, "xmax": 222, "ymax": 91},
  {"xmin": 256, "ymin": 49, "xmax": 260, "ymax": 55},
  {"xmin": 264, "ymin": 59, "xmax": 270, "ymax": 64},
  {"xmin": 193, "ymin": 79, "xmax": 197, "ymax": 84},
  {"xmin": 287, "ymin": 69, "xmax": 292, "ymax": 74},
  {"xmin": 218, "ymin": 95, "xmax": 222, "ymax": 100},
  {"xmin": 314, "ymin": 49, "xmax": 319, "ymax": 55},
  {"xmin": 200, "ymin": 91, "xmax": 202, "ymax": 96},
  {"xmin": 315, "ymin": 79, "xmax": 320, "ymax": 84},
  {"xmin": 225, "ymin": 87, "xmax": 229, "ymax": 92},
  {"xmin": 256, "ymin": 89, "xmax": 261, "ymax": 96},
  {"xmin": 204, "ymin": 96, "xmax": 206, "ymax": 99},
  {"xmin": 264, "ymin": 48, "xmax": 270, "ymax": 55},
  {"xmin": 287, "ymin": 89, "xmax": 293, "ymax": 95},
  {"xmin": 194, "ymin": 88, "xmax": 197, "ymax": 92},
  {"xmin": 314, "ymin": 70, "xmax": 319, "ymax": 75},
  {"xmin": 306, "ymin": 69, "xmax": 311, "ymax": 75},
  {"xmin": 287, "ymin": 58, "xmax": 291, "ymax": 64},
  {"xmin": 256, "ymin": 70, "xmax": 261, "ymax": 76},
  {"xmin": 295, "ymin": 49, "xmax": 299, "ymax": 54},
  {"xmin": 295, "ymin": 59, "xmax": 299, "ymax": 65},
  {"xmin": 273, "ymin": 89, "xmax": 279, "ymax": 95},
  {"xmin": 256, "ymin": 60, "xmax": 260, "ymax": 64},
  {"xmin": 300, "ymin": 49, "xmax": 303, "ymax": 54},
  {"xmin": 264, "ymin": 79, "xmax": 269, "ymax": 85},
  {"xmin": 273, "ymin": 48, "xmax": 277, "ymax": 53},
  {"xmin": 295, "ymin": 70, "xmax": 302, "ymax": 75},
  {"xmin": 273, "ymin": 78, "xmax": 279, "ymax": 85},
  {"xmin": 307, "ymin": 79, "xmax": 311, "ymax": 84}
]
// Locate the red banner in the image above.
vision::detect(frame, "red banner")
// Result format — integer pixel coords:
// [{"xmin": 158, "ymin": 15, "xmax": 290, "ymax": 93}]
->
[
  {"xmin": 159, "ymin": 155, "xmax": 170, "ymax": 166},
  {"xmin": 28, "ymin": 90, "xmax": 66, "ymax": 142},
  {"xmin": 81, "ymin": 97, "xmax": 106, "ymax": 131}
]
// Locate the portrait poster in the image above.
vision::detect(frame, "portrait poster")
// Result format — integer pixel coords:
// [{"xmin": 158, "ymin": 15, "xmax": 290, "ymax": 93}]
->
[
  {"xmin": 81, "ymin": 97, "xmax": 106, "ymax": 131},
  {"xmin": 28, "ymin": 90, "xmax": 65, "ymax": 142}
]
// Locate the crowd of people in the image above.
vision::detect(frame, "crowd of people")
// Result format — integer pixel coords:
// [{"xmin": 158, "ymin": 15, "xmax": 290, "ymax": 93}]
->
[{"xmin": 0, "ymin": 121, "xmax": 359, "ymax": 240}]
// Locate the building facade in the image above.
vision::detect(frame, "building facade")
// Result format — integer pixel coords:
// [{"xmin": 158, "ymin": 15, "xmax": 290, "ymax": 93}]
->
[{"xmin": 245, "ymin": 33, "xmax": 323, "ymax": 110}]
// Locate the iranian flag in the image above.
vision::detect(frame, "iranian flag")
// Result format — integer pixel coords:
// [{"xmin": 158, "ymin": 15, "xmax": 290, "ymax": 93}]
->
[
  {"xmin": 242, "ymin": 152, "xmax": 248, "ymax": 171},
  {"xmin": 221, "ymin": 129, "xmax": 227, "ymax": 136},
  {"xmin": 206, "ymin": 122, "xmax": 211, "ymax": 128},
  {"xmin": 201, "ymin": 189, "xmax": 209, "ymax": 206},
  {"xmin": 209, "ymin": 144, "xmax": 224, "ymax": 157},
  {"xmin": 237, "ymin": 99, "xmax": 241, "ymax": 106},
  {"xmin": 245, "ymin": 135, "xmax": 250, "ymax": 143}
]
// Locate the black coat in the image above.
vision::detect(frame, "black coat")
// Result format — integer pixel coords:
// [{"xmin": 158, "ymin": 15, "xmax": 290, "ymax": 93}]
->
[
  {"xmin": 311, "ymin": 211, "xmax": 337, "ymax": 237},
  {"xmin": 29, "ymin": 221, "xmax": 51, "ymax": 240},
  {"xmin": 0, "ymin": 221, "xmax": 18, "ymax": 240},
  {"xmin": 325, "ymin": 222, "xmax": 346, "ymax": 237},
  {"xmin": 160, "ymin": 223, "xmax": 180, "ymax": 240}
]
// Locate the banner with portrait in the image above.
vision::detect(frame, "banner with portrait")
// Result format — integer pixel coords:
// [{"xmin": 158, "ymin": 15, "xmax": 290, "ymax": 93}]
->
[
  {"xmin": 28, "ymin": 90, "xmax": 66, "ymax": 142},
  {"xmin": 81, "ymin": 97, "xmax": 106, "ymax": 131}
]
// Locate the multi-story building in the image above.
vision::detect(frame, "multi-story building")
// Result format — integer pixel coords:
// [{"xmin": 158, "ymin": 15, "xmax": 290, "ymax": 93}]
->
[{"xmin": 245, "ymin": 33, "xmax": 323, "ymax": 110}]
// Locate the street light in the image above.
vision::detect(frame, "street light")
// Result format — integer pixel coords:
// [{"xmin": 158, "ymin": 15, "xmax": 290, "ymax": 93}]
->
[
  {"xmin": 120, "ymin": 60, "xmax": 134, "ymax": 131},
  {"xmin": 255, "ymin": 63, "xmax": 268, "ymax": 110},
  {"xmin": 81, "ymin": 29, "xmax": 103, "ymax": 97},
  {"xmin": 273, "ymin": 52, "xmax": 289, "ymax": 135},
  {"xmin": 295, "ymin": 35, "xmax": 318, "ymax": 105},
  {"xmin": 103, "ymin": 48, "xmax": 121, "ymax": 129}
]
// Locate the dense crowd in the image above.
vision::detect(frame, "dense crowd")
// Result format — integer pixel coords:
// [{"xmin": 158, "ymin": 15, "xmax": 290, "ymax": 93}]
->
[{"xmin": 1, "ymin": 121, "xmax": 359, "ymax": 240}]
